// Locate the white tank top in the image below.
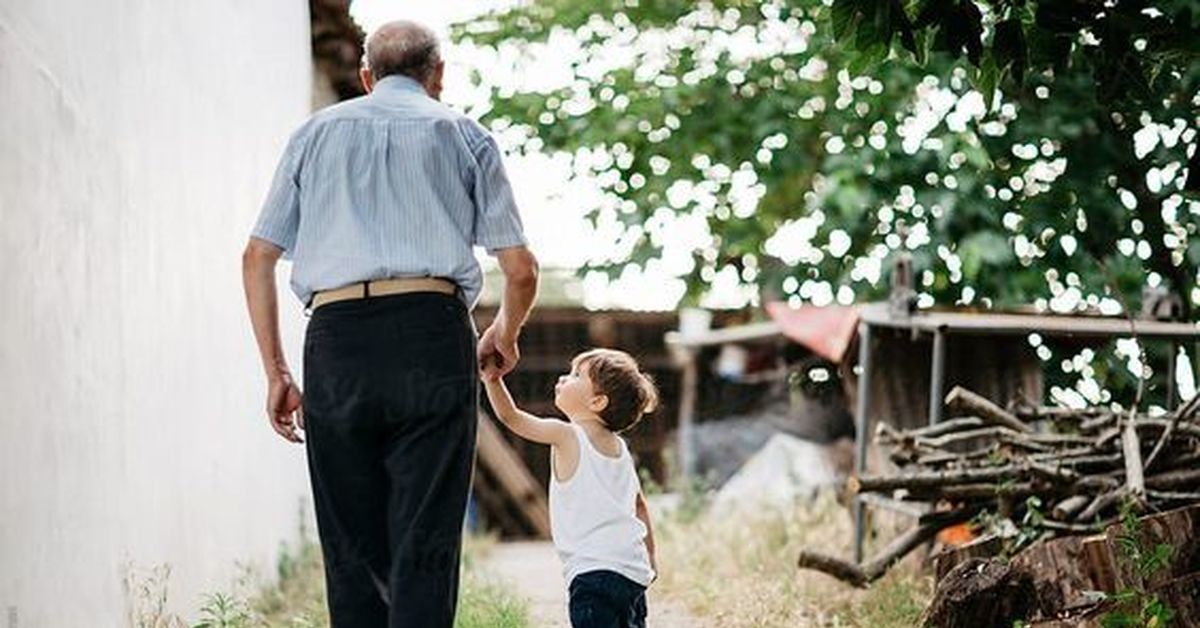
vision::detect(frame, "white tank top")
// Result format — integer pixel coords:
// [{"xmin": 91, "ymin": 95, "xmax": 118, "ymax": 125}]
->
[{"xmin": 548, "ymin": 423, "xmax": 655, "ymax": 587}]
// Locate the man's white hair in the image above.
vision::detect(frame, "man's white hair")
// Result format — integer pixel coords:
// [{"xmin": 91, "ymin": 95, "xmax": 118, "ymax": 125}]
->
[{"xmin": 363, "ymin": 20, "xmax": 441, "ymax": 82}]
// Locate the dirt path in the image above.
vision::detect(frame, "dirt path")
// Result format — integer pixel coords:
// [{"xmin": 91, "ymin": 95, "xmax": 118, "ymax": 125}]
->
[{"xmin": 482, "ymin": 541, "xmax": 706, "ymax": 628}]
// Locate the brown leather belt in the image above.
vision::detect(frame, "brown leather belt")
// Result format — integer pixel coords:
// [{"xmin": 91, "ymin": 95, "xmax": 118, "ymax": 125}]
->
[{"xmin": 310, "ymin": 277, "xmax": 457, "ymax": 311}]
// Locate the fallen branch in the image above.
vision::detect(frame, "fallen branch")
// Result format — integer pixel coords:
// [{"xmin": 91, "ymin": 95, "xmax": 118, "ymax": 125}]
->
[{"xmin": 797, "ymin": 520, "xmax": 950, "ymax": 587}]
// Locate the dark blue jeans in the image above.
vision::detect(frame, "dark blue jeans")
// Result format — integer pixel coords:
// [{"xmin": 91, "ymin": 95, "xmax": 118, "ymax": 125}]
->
[
  {"xmin": 568, "ymin": 570, "xmax": 648, "ymax": 628},
  {"xmin": 303, "ymin": 292, "xmax": 478, "ymax": 628}
]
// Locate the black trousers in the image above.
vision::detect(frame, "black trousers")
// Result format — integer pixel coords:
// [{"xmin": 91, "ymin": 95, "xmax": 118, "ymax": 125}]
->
[
  {"xmin": 568, "ymin": 570, "xmax": 648, "ymax": 628},
  {"xmin": 302, "ymin": 292, "xmax": 478, "ymax": 628}
]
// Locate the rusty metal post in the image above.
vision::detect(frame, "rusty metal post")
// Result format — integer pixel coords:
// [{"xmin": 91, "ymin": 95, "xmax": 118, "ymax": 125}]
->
[{"xmin": 929, "ymin": 328, "xmax": 947, "ymax": 426}]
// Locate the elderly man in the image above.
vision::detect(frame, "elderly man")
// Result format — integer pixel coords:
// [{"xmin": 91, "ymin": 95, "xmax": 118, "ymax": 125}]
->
[{"xmin": 242, "ymin": 21, "xmax": 538, "ymax": 628}]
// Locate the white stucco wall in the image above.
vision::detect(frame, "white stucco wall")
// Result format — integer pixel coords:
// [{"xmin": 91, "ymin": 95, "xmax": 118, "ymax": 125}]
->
[{"xmin": 0, "ymin": 1, "xmax": 315, "ymax": 625}]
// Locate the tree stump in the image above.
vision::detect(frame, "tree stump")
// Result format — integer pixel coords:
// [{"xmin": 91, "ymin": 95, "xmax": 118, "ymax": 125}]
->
[
  {"xmin": 1151, "ymin": 573, "xmax": 1200, "ymax": 627},
  {"xmin": 1010, "ymin": 535, "xmax": 1110, "ymax": 613},
  {"xmin": 1103, "ymin": 504, "xmax": 1200, "ymax": 590},
  {"xmin": 931, "ymin": 535, "xmax": 1005, "ymax": 581},
  {"xmin": 920, "ymin": 558, "xmax": 1039, "ymax": 628}
]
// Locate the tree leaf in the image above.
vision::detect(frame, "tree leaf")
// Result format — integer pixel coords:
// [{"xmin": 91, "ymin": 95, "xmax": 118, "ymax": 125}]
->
[{"xmin": 993, "ymin": 18, "xmax": 1028, "ymax": 85}]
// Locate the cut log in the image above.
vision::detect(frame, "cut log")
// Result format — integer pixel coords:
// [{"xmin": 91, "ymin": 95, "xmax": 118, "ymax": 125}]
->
[
  {"xmin": 1052, "ymin": 495, "xmax": 1091, "ymax": 521},
  {"xmin": 1145, "ymin": 467, "xmax": 1200, "ymax": 490},
  {"xmin": 909, "ymin": 482, "xmax": 1037, "ymax": 502},
  {"xmin": 852, "ymin": 465, "xmax": 1022, "ymax": 494},
  {"xmin": 945, "ymin": 386, "xmax": 1034, "ymax": 433},
  {"xmin": 1076, "ymin": 489, "xmax": 1125, "ymax": 523},
  {"xmin": 1142, "ymin": 397, "xmax": 1197, "ymax": 470},
  {"xmin": 1121, "ymin": 418, "xmax": 1146, "ymax": 502}
]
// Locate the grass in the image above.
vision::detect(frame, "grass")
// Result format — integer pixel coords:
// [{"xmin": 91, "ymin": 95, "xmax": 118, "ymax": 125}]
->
[
  {"xmin": 652, "ymin": 489, "xmax": 934, "ymax": 628},
  {"xmin": 124, "ymin": 488, "xmax": 932, "ymax": 627},
  {"xmin": 241, "ymin": 532, "xmax": 531, "ymax": 628},
  {"xmin": 124, "ymin": 527, "xmax": 531, "ymax": 628}
]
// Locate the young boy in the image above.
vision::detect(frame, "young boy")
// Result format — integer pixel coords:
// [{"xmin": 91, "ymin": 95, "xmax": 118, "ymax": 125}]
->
[{"xmin": 482, "ymin": 348, "xmax": 659, "ymax": 628}]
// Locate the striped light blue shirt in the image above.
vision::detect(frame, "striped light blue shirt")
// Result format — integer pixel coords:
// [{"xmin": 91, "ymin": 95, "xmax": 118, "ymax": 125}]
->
[{"xmin": 250, "ymin": 74, "xmax": 527, "ymax": 310}]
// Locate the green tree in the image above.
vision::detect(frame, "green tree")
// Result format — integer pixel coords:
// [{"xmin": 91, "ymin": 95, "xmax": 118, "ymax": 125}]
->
[{"xmin": 451, "ymin": 0, "xmax": 1200, "ymax": 320}]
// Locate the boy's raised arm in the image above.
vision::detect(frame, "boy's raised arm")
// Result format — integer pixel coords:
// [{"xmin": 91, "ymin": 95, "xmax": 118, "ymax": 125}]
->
[{"xmin": 483, "ymin": 376, "xmax": 574, "ymax": 446}]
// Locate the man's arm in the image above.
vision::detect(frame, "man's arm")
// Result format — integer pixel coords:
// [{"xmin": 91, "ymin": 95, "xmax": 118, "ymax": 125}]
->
[
  {"xmin": 242, "ymin": 237, "xmax": 303, "ymax": 443},
  {"xmin": 481, "ymin": 375, "xmax": 572, "ymax": 446},
  {"xmin": 478, "ymin": 245, "xmax": 538, "ymax": 379},
  {"xmin": 635, "ymin": 491, "xmax": 659, "ymax": 579}
]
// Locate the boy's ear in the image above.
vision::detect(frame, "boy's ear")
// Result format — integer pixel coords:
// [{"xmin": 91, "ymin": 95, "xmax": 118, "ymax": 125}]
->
[{"xmin": 589, "ymin": 393, "xmax": 609, "ymax": 413}]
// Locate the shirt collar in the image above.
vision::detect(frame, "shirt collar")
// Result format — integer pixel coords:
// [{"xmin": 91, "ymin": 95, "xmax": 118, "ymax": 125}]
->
[{"xmin": 372, "ymin": 74, "xmax": 428, "ymax": 97}]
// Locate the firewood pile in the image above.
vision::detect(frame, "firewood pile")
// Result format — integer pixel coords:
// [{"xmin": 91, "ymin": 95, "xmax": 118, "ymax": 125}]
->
[
  {"xmin": 796, "ymin": 385, "xmax": 1200, "ymax": 626},
  {"xmin": 869, "ymin": 386, "xmax": 1200, "ymax": 536}
]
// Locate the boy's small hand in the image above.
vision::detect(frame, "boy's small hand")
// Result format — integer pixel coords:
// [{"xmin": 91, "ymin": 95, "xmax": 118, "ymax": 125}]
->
[{"xmin": 481, "ymin": 366, "xmax": 503, "ymax": 383}]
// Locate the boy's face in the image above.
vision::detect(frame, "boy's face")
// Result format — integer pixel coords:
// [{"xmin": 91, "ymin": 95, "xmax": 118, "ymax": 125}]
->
[{"xmin": 554, "ymin": 359, "xmax": 606, "ymax": 417}]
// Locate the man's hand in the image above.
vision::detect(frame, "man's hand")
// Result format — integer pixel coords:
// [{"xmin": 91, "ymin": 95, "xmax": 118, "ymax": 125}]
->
[
  {"xmin": 244, "ymin": 237, "xmax": 303, "ymax": 444},
  {"xmin": 267, "ymin": 373, "xmax": 304, "ymax": 443},
  {"xmin": 478, "ymin": 321, "xmax": 519, "ymax": 380}
]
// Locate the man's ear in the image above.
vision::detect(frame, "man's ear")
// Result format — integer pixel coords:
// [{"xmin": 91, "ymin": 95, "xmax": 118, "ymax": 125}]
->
[
  {"xmin": 359, "ymin": 68, "xmax": 375, "ymax": 93},
  {"xmin": 427, "ymin": 61, "xmax": 446, "ymax": 101},
  {"xmin": 589, "ymin": 394, "xmax": 609, "ymax": 414}
]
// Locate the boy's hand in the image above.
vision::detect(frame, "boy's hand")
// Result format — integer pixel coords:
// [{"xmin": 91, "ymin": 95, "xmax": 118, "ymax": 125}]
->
[{"xmin": 481, "ymin": 366, "xmax": 503, "ymax": 383}]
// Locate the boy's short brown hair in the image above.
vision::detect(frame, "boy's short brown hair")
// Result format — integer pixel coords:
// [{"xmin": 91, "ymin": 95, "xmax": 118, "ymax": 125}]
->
[{"xmin": 571, "ymin": 348, "xmax": 658, "ymax": 434}]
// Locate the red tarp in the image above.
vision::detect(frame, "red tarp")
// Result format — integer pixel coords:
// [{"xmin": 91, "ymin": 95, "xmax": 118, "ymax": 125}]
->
[{"xmin": 765, "ymin": 301, "xmax": 860, "ymax": 363}]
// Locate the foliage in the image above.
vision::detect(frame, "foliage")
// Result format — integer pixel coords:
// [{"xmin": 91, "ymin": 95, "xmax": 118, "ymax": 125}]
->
[
  {"xmin": 123, "ymin": 520, "xmax": 531, "ymax": 628},
  {"xmin": 1100, "ymin": 499, "xmax": 1177, "ymax": 628},
  {"xmin": 193, "ymin": 594, "xmax": 254, "ymax": 628},
  {"xmin": 831, "ymin": 0, "xmax": 1200, "ymax": 123},
  {"xmin": 452, "ymin": 0, "xmax": 1200, "ymax": 327}
]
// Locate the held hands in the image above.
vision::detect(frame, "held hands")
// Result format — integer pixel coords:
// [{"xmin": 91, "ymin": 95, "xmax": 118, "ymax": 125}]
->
[
  {"xmin": 267, "ymin": 372, "xmax": 304, "ymax": 443},
  {"xmin": 477, "ymin": 320, "xmax": 520, "ymax": 381}
]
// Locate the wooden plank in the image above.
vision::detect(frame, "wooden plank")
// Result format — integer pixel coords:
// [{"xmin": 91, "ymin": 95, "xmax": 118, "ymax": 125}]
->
[
  {"xmin": 476, "ymin": 412, "xmax": 552, "ymax": 538},
  {"xmin": 471, "ymin": 464, "xmax": 524, "ymax": 536},
  {"xmin": 858, "ymin": 302, "xmax": 1200, "ymax": 339},
  {"xmin": 664, "ymin": 321, "xmax": 782, "ymax": 348}
]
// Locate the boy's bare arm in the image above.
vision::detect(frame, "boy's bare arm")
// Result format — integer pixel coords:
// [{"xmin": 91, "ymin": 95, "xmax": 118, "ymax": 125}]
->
[
  {"xmin": 635, "ymin": 491, "xmax": 658, "ymax": 576},
  {"xmin": 482, "ymin": 377, "xmax": 573, "ymax": 446}
]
